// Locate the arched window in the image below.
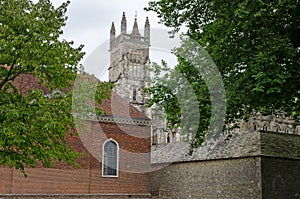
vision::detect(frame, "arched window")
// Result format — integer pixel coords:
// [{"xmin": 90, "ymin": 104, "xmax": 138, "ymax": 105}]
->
[
  {"xmin": 132, "ymin": 88, "xmax": 137, "ymax": 101},
  {"xmin": 102, "ymin": 139, "xmax": 119, "ymax": 177},
  {"xmin": 253, "ymin": 122, "xmax": 258, "ymax": 131},
  {"xmin": 166, "ymin": 133, "xmax": 170, "ymax": 143},
  {"xmin": 274, "ymin": 124, "xmax": 281, "ymax": 133},
  {"xmin": 260, "ymin": 123, "xmax": 269, "ymax": 131}
]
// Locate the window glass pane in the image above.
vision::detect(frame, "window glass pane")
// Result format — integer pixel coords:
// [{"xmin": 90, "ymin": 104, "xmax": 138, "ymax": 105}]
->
[{"xmin": 103, "ymin": 140, "xmax": 118, "ymax": 176}]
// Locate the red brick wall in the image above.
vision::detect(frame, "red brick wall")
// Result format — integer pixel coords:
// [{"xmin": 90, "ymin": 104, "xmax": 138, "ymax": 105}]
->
[
  {"xmin": 0, "ymin": 168, "xmax": 12, "ymax": 193},
  {"xmin": 0, "ymin": 120, "xmax": 151, "ymax": 195}
]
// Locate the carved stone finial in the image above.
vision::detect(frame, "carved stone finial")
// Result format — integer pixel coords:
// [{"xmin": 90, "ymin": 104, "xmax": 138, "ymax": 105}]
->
[
  {"xmin": 110, "ymin": 22, "xmax": 115, "ymax": 35},
  {"xmin": 144, "ymin": 17, "xmax": 150, "ymax": 40},
  {"xmin": 145, "ymin": 17, "xmax": 150, "ymax": 28},
  {"xmin": 121, "ymin": 12, "xmax": 127, "ymax": 34},
  {"xmin": 132, "ymin": 16, "xmax": 141, "ymax": 36}
]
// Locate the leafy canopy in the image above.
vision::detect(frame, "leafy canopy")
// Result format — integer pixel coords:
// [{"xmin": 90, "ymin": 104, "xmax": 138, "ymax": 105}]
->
[
  {"xmin": 146, "ymin": 0, "xmax": 300, "ymax": 147},
  {"xmin": 0, "ymin": 0, "xmax": 112, "ymax": 175}
]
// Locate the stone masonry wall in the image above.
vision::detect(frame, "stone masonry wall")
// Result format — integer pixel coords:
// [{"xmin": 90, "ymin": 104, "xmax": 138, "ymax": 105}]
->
[
  {"xmin": 0, "ymin": 194, "xmax": 150, "ymax": 199},
  {"xmin": 150, "ymin": 157, "xmax": 262, "ymax": 199},
  {"xmin": 261, "ymin": 157, "xmax": 300, "ymax": 199}
]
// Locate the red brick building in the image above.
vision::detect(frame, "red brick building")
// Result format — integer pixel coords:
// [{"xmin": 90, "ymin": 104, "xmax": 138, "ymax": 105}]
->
[
  {"xmin": 0, "ymin": 13, "xmax": 154, "ymax": 197},
  {"xmin": 0, "ymin": 74, "xmax": 152, "ymax": 197}
]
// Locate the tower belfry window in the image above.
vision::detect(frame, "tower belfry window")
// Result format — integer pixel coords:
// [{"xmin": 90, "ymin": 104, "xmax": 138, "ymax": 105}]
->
[{"xmin": 133, "ymin": 88, "xmax": 137, "ymax": 101}]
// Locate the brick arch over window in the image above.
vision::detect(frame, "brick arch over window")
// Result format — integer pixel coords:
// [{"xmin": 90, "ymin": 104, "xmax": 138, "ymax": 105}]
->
[{"xmin": 102, "ymin": 139, "xmax": 119, "ymax": 177}]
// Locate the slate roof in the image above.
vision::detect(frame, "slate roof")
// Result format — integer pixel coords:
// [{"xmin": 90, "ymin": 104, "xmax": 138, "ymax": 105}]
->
[
  {"xmin": 12, "ymin": 74, "xmax": 149, "ymax": 120},
  {"xmin": 100, "ymin": 92, "xmax": 149, "ymax": 120},
  {"xmin": 13, "ymin": 74, "xmax": 49, "ymax": 95},
  {"xmin": 151, "ymin": 142, "xmax": 190, "ymax": 164},
  {"xmin": 151, "ymin": 131, "xmax": 300, "ymax": 164}
]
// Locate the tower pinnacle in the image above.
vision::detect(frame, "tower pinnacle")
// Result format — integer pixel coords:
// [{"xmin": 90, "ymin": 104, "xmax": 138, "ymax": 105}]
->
[
  {"xmin": 132, "ymin": 15, "xmax": 141, "ymax": 36},
  {"xmin": 110, "ymin": 22, "xmax": 115, "ymax": 38},
  {"xmin": 144, "ymin": 17, "xmax": 150, "ymax": 41},
  {"xmin": 121, "ymin": 12, "xmax": 127, "ymax": 34},
  {"xmin": 145, "ymin": 17, "xmax": 150, "ymax": 28}
]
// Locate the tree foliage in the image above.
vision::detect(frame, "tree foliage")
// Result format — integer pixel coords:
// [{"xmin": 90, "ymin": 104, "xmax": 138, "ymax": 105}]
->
[
  {"xmin": 147, "ymin": 46, "xmax": 222, "ymax": 148},
  {"xmin": 146, "ymin": 0, "xmax": 300, "ymax": 146},
  {"xmin": 0, "ymin": 0, "xmax": 112, "ymax": 175}
]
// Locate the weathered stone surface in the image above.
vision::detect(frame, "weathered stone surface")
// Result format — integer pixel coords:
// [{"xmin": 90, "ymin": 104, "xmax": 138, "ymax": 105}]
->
[
  {"xmin": 150, "ymin": 157, "xmax": 262, "ymax": 199},
  {"xmin": 260, "ymin": 132, "xmax": 300, "ymax": 159},
  {"xmin": 151, "ymin": 131, "xmax": 261, "ymax": 163},
  {"xmin": 261, "ymin": 157, "xmax": 300, "ymax": 199},
  {"xmin": 151, "ymin": 142, "xmax": 190, "ymax": 164},
  {"xmin": 0, "ymin": 194, "xmax": 151, "ymax": 199},
  {"xmin": 152, "ymin": 131, "xmax": 300, "ymax": 164},
  {"xmin": 150, "ymin": 131, "xmax": 300, "ymax": 199}
]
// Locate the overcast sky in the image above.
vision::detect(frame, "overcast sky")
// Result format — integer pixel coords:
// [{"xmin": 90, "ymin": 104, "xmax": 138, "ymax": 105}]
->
[{"xmin": 50, "ymin": 0, "xmax": 181, "ymax": 80}]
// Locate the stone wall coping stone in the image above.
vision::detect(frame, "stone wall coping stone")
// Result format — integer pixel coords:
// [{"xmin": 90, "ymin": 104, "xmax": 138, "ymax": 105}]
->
[
  {"xmin": 0, "ymin": 194, "xmax": 151, "ymax": 199},
  {"xmin": 151, "ymin": 131, "xmax": 300, "ymax": 164}
]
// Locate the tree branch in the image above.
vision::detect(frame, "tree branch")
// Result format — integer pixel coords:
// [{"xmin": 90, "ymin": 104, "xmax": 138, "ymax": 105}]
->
[{"xmin": 0, "ymin": 60, "xmax": 17, "ymax": 91}]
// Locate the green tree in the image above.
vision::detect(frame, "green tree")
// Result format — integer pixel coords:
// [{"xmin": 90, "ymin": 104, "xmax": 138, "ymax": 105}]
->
[
  {"xmin": 146, "ymin": 0, "xmax": 300, "ymax": 147},
  {"xmin": 0, "ymin": 0, "xmax": 112, "ymax": 175}
]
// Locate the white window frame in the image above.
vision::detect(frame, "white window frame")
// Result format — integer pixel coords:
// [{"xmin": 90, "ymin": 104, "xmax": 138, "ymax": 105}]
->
[{"xmin": 102, "ymin": 138, "xmax": 119, "ymax": 178}]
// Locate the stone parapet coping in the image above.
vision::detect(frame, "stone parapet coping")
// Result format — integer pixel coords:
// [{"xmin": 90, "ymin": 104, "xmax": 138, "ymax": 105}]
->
[
  {"xmin": 74, "ymin": 115, "xmax": 151, "ymax": 126},
  {"xmin": 97, "ymin": 116, "xmax": 151, "ymax": 126},
  {"xmin": 151, "ymin": 131, "xmax": 300, "ymax": 164},
  {"xmin": 0, "ymin": 194, "xmax": 151, "ymax": 199}
]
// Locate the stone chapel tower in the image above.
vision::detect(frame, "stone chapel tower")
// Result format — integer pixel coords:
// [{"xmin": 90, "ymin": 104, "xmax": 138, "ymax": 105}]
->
[{"xmin": 109, "ymin": 12, "xmax": 151, "ymax": 116}]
